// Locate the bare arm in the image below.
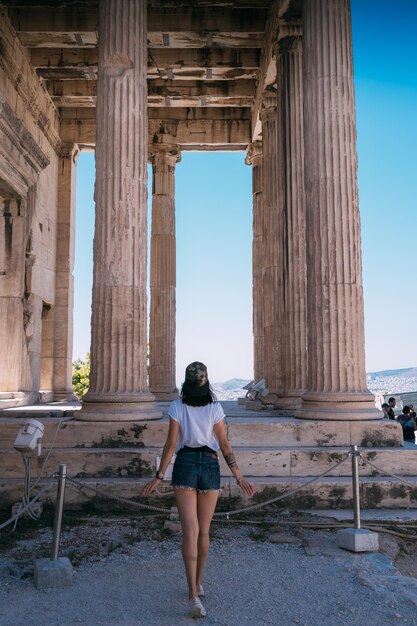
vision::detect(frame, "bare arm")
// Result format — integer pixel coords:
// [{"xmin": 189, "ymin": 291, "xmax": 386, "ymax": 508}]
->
[
  {"xmin": 158, "ymin": 418, "xmax": 180, "ymax": 475},
  {"xmin": 214, "ymin": 419, "xmax": 254, "ymax": 496},
  {"xmin": 142, "ymin": 417, "xmax": 179, "ymax": 496}
]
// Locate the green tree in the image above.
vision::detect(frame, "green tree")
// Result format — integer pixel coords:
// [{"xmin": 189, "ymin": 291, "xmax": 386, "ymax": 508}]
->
[{"xmin": 72, "ymin": 353, "xmax": 90, "ymax": 400}]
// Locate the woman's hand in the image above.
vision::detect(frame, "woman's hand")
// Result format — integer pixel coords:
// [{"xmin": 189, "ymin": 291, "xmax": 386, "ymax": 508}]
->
[
  {"xmin": 142, "ymin": 478, "xmax": 162, "ymax": 497},
  {"xmin": 237, "ymin": 478, "xmax": 255, "ymax": 497}
]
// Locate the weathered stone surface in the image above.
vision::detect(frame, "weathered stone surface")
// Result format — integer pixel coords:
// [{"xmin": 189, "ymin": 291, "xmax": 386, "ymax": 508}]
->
[
  {"xmin": 0, "ymin": 415, "xmax": 403, "ymax": 449},
  {"xmin": 2, "ymin": 443, "xmax": 415, "ymax": 481},
  {"xmin": 148, "ymin": 136, "xmax": 180, "ymax": 401},
  {"xmin": 53, "ymin": 145, "xmax": 78, "ymax": 401},
  {"xmin": 79, "ymin": 0, "xmax": 161, "ymax": 420},
  {"xmin": 2, "ymin": 473, "xmax": 417, "ymax": 512},
  {"xmin": 246, "ymin": 141, "xmax": 264, "ymax": 383},
  {"xmin": 260, "ymin": 93, "xmax": 283, "ymax": 398},
  {"xmin": 0, "ymin": 1, "xmax": 403, "ymax": 511},
  {"xmin": 278, "ymin": 32, "xmax": 307, "ymax": 407},
  {"xmin": 296, "ymin": 0, "xmax": 377, "ymax": 420}
]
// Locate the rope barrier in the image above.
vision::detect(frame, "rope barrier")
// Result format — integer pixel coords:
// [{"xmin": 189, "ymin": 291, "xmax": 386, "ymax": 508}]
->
[
  {"xmin": 359, "ymin": 454, "xmax": 417, "ymax": 490},
  {"xmin": 65, "ymin": 476, "xmax": 172, "ymax": 514},
  {"xmin": 214, "ymin": 454, "xmax": 350, "ymax": 518},
  {"xmin": 3, "ymin": 449, "xmax": 417, "ymax": 535},
  {"xmin": 64, "ymin": 454, "xmax": 351, "ymax": 518}
]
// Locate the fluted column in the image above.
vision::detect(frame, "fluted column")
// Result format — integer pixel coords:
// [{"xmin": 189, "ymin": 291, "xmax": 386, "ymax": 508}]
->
[
  {"xmin": 79, "ymin": 0, "xmax": 161, "ymax": 421},
  {"xmin": 246, "ymin": 142, "xmax": 264, "ymax": 383},
  {"xmin": 260, "ymin": 94, "xmax": 284, "ymax": 399},
  {"xmin": 278, "ymin": 30, "xmax": 308, "ymax": 408},
  {"xmin": 53, "ymin": 143, "xmax": 78, "ymax": 401},
  {"xmin": 296, "ymin": 0, "xmax": 377, "ymax": 420},
  {"xmin": 148, "ymin": 136, "xmax": 180, "ymax": 401}
]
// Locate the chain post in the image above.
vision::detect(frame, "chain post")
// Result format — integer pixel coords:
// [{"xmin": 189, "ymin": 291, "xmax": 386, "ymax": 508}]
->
[
  {"xmin": 351, "ymin": 445, "xmax": 361, "ymax": 529},
  {"xmin": 51, "ymin": 464, "xmax": 67, "ymax": 560}
]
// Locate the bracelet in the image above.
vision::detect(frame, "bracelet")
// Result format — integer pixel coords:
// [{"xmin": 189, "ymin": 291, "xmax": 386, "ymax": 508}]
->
[
  {"xmin": 236, "ymin": 477, "xmax": 243, "ymax": 484},
  {"xmin": 155, "ymin": 471, "xmax": 164, "ymax": 480}
]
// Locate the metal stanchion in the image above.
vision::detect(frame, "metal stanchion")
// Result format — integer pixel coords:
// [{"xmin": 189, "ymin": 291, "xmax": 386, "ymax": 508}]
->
[
  {"xmin": 51, "ymin": 464, "xmax": 67, "ymax": 560},
  {"xmin": 351, "ymin": 445, "xmax": 361, "ymax": 530},
  {"xmin": 336, "ymin": 445, "xmax": 379, "ymax": 553},
  {"xmin": 33, "ymin": 463, "xmax": 73, "ymax": 589}
]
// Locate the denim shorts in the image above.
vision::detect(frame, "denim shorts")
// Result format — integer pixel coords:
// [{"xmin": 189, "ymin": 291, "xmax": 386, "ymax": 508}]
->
[{"xmin": 172, "ymin": 447, "xmax": 221, "ymax": 492}]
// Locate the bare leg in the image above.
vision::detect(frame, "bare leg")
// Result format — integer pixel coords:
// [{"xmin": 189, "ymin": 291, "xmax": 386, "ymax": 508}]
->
[
  {"xmin": 196, "ymin": 490, "xmax": 219, "ymax": 588},
  {"xmin": 174, "ymin": 488, "xmax": 199, "ymax": 600}
]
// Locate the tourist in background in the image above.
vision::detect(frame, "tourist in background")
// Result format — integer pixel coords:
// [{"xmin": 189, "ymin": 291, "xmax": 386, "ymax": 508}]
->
[
  {"xmin": 143, "ymin": 361, "xmax": 254, "ymax": 619},
  {"xmin": 397, "ymin": 406, "xmax": 417, "ymax": 443},
  {"xmin": 386, "ymin": 397, "xmax": 397, "ymax": 420},
  {"xmin": 381, "ymin": 403, "xmax": 391, "ymax": 418},
  {"xmin": 409, "ymin": 404, "xmax": 416, "ymax": 419}
]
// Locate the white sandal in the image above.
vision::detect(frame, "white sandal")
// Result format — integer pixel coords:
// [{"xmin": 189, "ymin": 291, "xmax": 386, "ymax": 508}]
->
[
  {"xmin": 190, "ymin": 596, "xmax": 207, "ymax": 618},
  {"xmin": 197, "ymin": 583, "xmax": 205, "ymax": 597}
]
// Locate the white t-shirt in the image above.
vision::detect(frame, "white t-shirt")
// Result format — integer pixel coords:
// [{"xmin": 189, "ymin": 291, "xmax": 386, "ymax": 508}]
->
[{"xmin": 168, "ymin": 399, "xmax": 225, "ymax": 452}]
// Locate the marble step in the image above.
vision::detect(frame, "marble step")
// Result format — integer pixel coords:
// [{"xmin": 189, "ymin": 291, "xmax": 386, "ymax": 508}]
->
[
  {"xmin": 0, "ymin": 392, "xmax": 31, "ymax": 409},
  {"xmin": 1, "ymin": 475, "xmax": 416, "ymax": 512},
  {"xmin": 1, "ymin": 445, "xmax": 416, "ymax": 479},
  {"xmin": 0, "ymin": 415, "xmax": 403, "ymax": 448}
]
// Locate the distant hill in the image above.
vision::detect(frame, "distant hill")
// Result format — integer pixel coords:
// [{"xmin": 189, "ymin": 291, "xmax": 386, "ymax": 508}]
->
[
  {"xmin": 212, "ymin": 378, "xmax": 251, "ymax": 391},
  {"xmin": 210, "ymin": 369, "xmax": 417, "ymax": 400},
  {"xmin": 367, "ymin": 367, "xmax": 417, "ymax": 378}
]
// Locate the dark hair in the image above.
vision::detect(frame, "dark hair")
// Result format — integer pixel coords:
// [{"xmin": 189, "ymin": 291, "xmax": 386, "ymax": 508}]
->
[
  {"xmin": 388, "ymin": 397, "xmax": 396, "ymax": 403},
  {"xmin": 381, "ymin": 403, "xmax": 389, "ymax": 409},
  {"xmin": 180, "ymin": 382, "xmax": 217, "ymax": 407},
  {"xmin": 403, "ymin": 405, "xmax": 410, "ymax": 415}
]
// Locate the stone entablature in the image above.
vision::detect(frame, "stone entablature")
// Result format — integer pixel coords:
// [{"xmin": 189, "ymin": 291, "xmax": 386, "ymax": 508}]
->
[{"xmin": 0, "ymin": 9, "xmax": 61, "ymax": 155}]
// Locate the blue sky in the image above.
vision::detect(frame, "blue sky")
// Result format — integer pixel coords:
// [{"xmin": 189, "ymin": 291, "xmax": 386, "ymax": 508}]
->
[{"xmin": 73, "ymin": 0, "xmax": 417, "ymax": 383}]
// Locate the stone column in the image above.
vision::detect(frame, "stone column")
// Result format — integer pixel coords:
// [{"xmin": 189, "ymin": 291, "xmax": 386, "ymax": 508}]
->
[
  {"xmin": 0, "ymin": 197, "xmax": 25, "ymax": 394},
  {"xmin": 246, "ymin": 141, "xmax": 264, "ymax": 383},
  {"xmin": 278, "ymin": 29, "xmax": 308, "ymax": 408},
  {"xmin": 79, "ymin": 0, "xmax": 161, "ymax": 421},
  {"xmin": 53, "ymin": 144, "xmax": 78, "ymax": 401},
  {"xmin": 296, "ymin": 0, "xmax": 377, "ymax": 420},
  {"xmin": 148, "ymin": 136, "xmax": 180, "ymax": 401},
  {"xmin": 260, "ymin": 94, "xmax": 284, "ymax": 399}
]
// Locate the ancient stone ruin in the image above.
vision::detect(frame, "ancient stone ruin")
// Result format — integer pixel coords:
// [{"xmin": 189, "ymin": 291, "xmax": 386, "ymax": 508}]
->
[{"xmin": 0, "ymin": 0, "xmax": 413, "ymax": 510}]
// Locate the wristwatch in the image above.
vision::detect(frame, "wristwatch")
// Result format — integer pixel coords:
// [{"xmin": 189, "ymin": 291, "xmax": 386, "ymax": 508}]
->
[{"xmin": 155, "ymin": 470, "xmax": 164, "ymax": 480}]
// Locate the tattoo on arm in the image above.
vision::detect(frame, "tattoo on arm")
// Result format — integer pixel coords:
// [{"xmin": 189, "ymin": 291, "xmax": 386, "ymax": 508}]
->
[{"xmin": 224, "ymin": 452, "xmax": 238, "ymax": 469}]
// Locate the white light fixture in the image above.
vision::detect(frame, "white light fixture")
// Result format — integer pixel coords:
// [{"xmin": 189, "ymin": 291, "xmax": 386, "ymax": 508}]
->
[{"xmin": 14, "ymin": 419, "xmax": 45, "ymax": 454}]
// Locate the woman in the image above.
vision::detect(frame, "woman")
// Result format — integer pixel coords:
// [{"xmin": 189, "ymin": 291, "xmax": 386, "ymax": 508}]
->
[{"xmin": 143, "ymin": 361, "xmax": 254, "ymax": 619}]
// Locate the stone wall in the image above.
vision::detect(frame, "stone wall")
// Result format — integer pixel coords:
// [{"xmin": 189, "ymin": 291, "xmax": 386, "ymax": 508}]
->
[{"xmin": 0, "ymin": 9, "xmax": 61, "ymax": 399}]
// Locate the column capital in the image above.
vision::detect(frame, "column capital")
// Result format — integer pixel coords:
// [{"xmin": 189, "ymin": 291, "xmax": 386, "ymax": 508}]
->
[
  {"xmin": 277, "ymin": 20, "xmax": 302, "ymax": 42},
  {"xmin": 245, "ymin": 141, "xmax": 263, "ymax": 166},
  {"xmin": 260, "ymin": 91, "xmax": 277, "ymax": 122},
  {"xmin": 149, "ymin": 132, "xmax": 181, "ymax": 167},
  {"xmin": 59, "ymin": 142, "xmax": 80, "ymax": 162}
]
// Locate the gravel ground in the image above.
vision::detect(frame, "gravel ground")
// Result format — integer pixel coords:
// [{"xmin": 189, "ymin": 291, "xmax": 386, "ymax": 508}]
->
[{"xmin": 1, "ymin": 515, "xmax": 417, "ymax": 626}]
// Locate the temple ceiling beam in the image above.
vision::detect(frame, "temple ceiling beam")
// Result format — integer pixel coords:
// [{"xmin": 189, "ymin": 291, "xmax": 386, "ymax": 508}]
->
[
  {"xmin": 59, "ymin": 116, "xmax": 251, "ymax": 149},
  {"xmin": 46, "ymin": 78, "xmax": 256, "ymax": 108},
  {"xmin": 8, "ymin": 6, "xmax": 267, "ymax": 48},
  {"xmin": 31, "ymin": 47, "xmax": 260, "ymax": 81}
]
